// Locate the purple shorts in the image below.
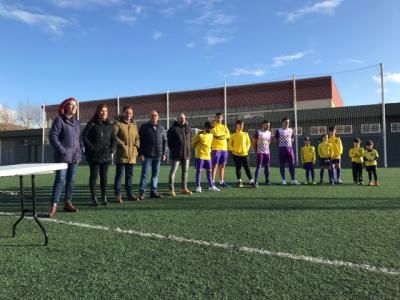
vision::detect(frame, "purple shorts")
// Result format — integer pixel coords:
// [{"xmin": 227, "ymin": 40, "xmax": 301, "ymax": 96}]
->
[
  {"xmin": 303, "ymin": 162, "xmax": 314, "ymax": 170},
  {"xmin": 212, "ymin": 150, "xmax": 228, "ymax": 166},
  {"xmin": 195, "ymin": 158, "xmax": 212, "ymax": 170},
  {"xmin": 331, "ymin": 158, "xmax": 341, "ymax": 165},
  {"xmin": 319, "ymin": 158, "xmax": 331, "ymax": 167}
]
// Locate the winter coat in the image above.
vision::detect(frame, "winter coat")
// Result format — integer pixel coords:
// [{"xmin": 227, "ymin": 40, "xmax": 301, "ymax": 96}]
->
[
  {"xmin": 49, "ymin": 115, "xmax": 83, "ymax": 163},
  {"xmin": 138, "ymin": 122, "xmax": 167, "ymax": 158},
  {"xmin": 167, "ymin": 121, "xmax": 192, "ymax": 160},
  {"xmin": 113, "ymin": 116, "xmax": 140, "ymax": 164},
  {"xmin": 82, "ymin": 119, "xmax": 117, "ymax": 164}
]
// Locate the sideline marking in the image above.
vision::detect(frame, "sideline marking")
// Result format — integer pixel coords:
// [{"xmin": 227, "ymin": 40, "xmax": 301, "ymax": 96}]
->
[{"xmin": 1, "ymin": 212, "xmax": 399, "ymax": 276}]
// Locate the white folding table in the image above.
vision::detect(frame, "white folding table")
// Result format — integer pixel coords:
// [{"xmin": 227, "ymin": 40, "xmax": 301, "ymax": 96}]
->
[{"xmin": 0, "ymin": 163, "xmax": 68, "ymax": 246}]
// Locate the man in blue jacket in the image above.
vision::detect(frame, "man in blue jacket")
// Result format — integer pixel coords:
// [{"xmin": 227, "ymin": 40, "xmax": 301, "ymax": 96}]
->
[
  {"xmin": 48, "ymin": 97, "xmax": 83, "ymax": 218},
  {"xmin": 138, "ymin": 110, "xmax": 167, "ymax": 200}
]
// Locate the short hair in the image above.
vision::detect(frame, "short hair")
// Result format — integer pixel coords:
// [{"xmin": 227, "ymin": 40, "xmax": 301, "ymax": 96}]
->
[
  {"xmin": 321, "ymin": 134, "xmax": 328, "ymax": 140},
  {"xmin": 123, "ymin": 105, "xmax": 134, "ymax": 112},
  {"xmin": 353, "ymin": 137, "xmax": 361, "ymax": 143},
  {"xmin": 204, "ymin": 121, "xmax": 213, "ymax": 129},
  {"xmin": 235, "ymin": 120, "xmax": 244, "ymax": 125},
  {"xmin": 366, "ymin": 140, "xmax": 374, "ymax": 146},
  {"xmin": 328, "ymin": 126, "xmax": 336, "ymax": 132},
  {"xmin": 262, "ymin": 120, "xmax": 270, "ymax": 124},
  {"xmin": 304, "ymin": 136, "xmax": 310, "ymax": 141},
  {"xmin": 215, "ymin": 112, "xmax": 223, "ymax": 117},
  {"xmin": 281, "ymin": 117, "xmax": 289, "ymax": 123}
]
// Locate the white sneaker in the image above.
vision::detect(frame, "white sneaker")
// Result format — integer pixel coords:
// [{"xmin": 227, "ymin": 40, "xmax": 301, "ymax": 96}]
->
[
  {"xmin": 281, "ymin": 180, "xmax": 287, "ymax": 185},
  {"xmin": 196, "ymin": 186, "xmax": 202, "ymax": 193},
  {"xmin": 208, "ymin": 186, "xmax": 221, "ymax": 192},
  {"xmin": 291, "ymin": 180, "xmax": 301, "ymax": 185}
]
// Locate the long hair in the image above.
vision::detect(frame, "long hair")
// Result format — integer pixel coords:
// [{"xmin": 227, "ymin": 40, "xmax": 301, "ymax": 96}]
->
[{"xmin": 91, "ymin": 103, "xmax": 108, "ymax": 122}]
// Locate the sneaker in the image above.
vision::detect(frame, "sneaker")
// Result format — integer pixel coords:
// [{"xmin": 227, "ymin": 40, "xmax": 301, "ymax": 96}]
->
[
  {"xmin": 281, "ymin": 180, "xmax": 287, "ymax": 185},
  {"xmin": 375, "ymin": 181, "xmax": 380, "ymax": 186},
  {"xmin": 169, "ymin": 190, "xmax": 176, "ymax": 197},
  {"xmin": 208, "ymin": 186, "xmax": 221, "ymax": 192},
  {"xmin": 337, "ymin": 179, "xmax": 343, "ymax": 184},
  {"xmin": 196, "ymin": 186, "xmax": 202, "ymax": 193},
  {"xmin": 353, "ymin": 181, "xmax": 358, "ymax": 185},
  {"xmin": 359, "ymin": 181, "xmax": 365, "ymax": 185},
  {"xmin": 237, "ymin": 181, "xmax": 243, "ymax": 188},
  {"xmin": 330, "ymin": 181, "xmax": 335, "ymax": 185},
  {"xmin": 181, "ymin": 188, "xmax": 193, "ymax": 195},
  {"xmin": 368, "ymin": 181, "xmax": 374, "ymax": 186},
  {"xmin": 219, "ymin": 182, "xmax": 231, "ymax": 189},
  {"xmin": 265, "ymin": 180, "xmax": 271, "ymax": 186},
  {"xmin": 150, "ymin": 192, "xmax": 163, "ymax": 198},
  {"xmin": 291, "ymin": 180, "xmax": 301, "ymax": 185},
  {"xmin": 254, "ymin": 182, "xmax": 259, "ymax": 188},
  {"xmin": 249, "ymin": 180, "xmax": 256, "ymax": 188},
  {"xmin": 64, "ymin": 200, "xmax": 78, "ymax": 213},
  {"xmin": 311, "ymin": 181, "xmax": 317, "ymax": 185},
  {"xmin": 116, "ymin": 195, "xmax": 123, "ymax": 203}
]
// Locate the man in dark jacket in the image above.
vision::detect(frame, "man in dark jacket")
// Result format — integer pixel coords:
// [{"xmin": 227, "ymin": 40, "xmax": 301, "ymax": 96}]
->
[
  {"xmin": 138, "ymin": 110, "xmax": 167, "ymax": 199},
  {"xmin": 48, "ymin": 97, "xmax": 83, "ymax": 218},
  {"xmin": 167, "ymin": 113, "xmax": 192, "ymax": 196}
]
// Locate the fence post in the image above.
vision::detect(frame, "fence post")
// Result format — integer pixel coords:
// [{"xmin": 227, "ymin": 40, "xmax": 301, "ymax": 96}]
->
[
  {"xmin": 293, "ymin": 74, "xmax": 299, "ymax": 166},
  {"xmin": 380, "ymin": 63, "xmax": 388, "ymax": 168},
  {"xmin": 41, "ymin": 104, "xmax": 46, "ymax": 163},
  {"xmin": 224, "ymin": 82, "xmax": 227, "ymax": 126},
  {"xmin": 166, "ymin": 91, "xmax": 170, "ymax": 129},
  {"xmin": 117, "ymin": 96, "xmax": 120, "ymax": 116}
]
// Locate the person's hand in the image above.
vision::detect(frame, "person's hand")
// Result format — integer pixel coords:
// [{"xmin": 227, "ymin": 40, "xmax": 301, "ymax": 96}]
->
[
  {"xmin": 162, "ymin": 154, "xmax": 167, "ymax": 161},
  {"xmin": 141, "ymin": 155, "xmax": 145, "ymax": 162}
]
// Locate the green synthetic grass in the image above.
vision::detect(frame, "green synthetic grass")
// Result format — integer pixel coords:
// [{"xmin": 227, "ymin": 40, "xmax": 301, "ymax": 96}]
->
[{"xmin": 1, "ymin": 166, "xmax": 400, "ymax": 299}]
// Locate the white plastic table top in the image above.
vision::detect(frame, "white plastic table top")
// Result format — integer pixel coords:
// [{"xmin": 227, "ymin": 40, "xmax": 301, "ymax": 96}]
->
[{"xmin": 0, "ymin": 163, "xmax": 68, "ymax": 177}]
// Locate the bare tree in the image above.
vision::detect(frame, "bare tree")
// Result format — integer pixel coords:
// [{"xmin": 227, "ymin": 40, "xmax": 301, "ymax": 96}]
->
[
  {"xmin": 0, "ymin": 104, "xmax": 17, "ymax": 125},
  {"xmin": 17, "ymin": 100, "xmax": 43, "ymax": 128}
]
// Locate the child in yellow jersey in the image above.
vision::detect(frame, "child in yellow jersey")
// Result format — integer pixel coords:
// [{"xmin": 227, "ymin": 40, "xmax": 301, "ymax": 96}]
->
[
  {"xmin": 191, "ymin": 121, "xmax": 220, "ymax": 193},
  {"xmin": 364, "ymin": 140, "xmax": 380, "ymax": 186},
  {"xmin": 301, "ymin": 137, "xmax": 316, "ymax": 185},
  {"xmin": 318, "ymin": 134, "xmax": 334, "ymax": 184},
  {"xmin": 228, "ymin": 120, "xmax": 255, "ymax": 188},
  {"xmin": 349, "ymin": 137, "xmax": 365, "ymax": 185},
  {"xmin": 328, "ymin": 126, "xmax": 343, "ymax": 184}
]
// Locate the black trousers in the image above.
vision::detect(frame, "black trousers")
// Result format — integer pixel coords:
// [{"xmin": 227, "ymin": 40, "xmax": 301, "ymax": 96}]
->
[
  {"xmin": 351, "ymin": 162, "xmax": 363, "ymax": 183},
  {"xmin": 89, "ymin": 162, "xmax": 109, "ymax": 197},
  {"xmin": 232, "ymin": 155, "xmax": 252, "ymax": 180},
  {"xmin": 366, "ymin": 165, "xmax": 378, "ymax": 182}
]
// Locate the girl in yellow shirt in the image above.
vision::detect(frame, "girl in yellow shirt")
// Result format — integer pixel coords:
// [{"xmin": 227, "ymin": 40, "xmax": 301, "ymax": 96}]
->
[{"xmin": 318, "ymin": 134, "xmax": 334, "ymax": 184}]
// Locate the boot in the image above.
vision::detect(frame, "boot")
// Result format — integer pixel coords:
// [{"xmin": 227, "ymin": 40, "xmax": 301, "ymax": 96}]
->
[
  {"xmin": 91, "ymin": 196, "xmax": 99, "ymax": 207},
  {"xmin": 101, "ymin": 194, "xmax": 108, "ymax": 206},
  {"xmin": 49, "ymin": 203, "xmax": 57, "ymax": 218},
  {"xmin": 115, "ymin": 195, "xmax": 123, "ymax": 203},
  {"xmin": 64, "ymin": 200, "xmax": 78, "ymax": 212}
]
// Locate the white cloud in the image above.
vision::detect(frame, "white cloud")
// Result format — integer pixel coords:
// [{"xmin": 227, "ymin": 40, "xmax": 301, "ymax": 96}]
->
[
  {"xmin": 152, "ymin": 31, "xmax": 164, "ymax": 40},
  {"xmin": 116, "ymin": 5, "xmax": 143, "ymax": 24},
  {"xmin": 372, "ymin": 72, "xmax": 400, "ymax": 84},
  {"xmin": 0, "ymin": 2, "xmax": 73, "ymax": 35},
  {"xmin": 272, "ymin": 52, "xmax": 307, "ymax": 67},
  {"xmin": 204, "ymin": 35, "xmax": 226, "ymax": 46},
  {"xmin": 186, "ymin": 11, "xmax": 235, "ymax": 26},
  {"xmin": 51, "ymin": 0, "xmax": 122, "ymax": 8},
  {"xmin": 347, "ymin": 58, "xmax": 364, "ymax": 65},
  {"xmin": 278, "ymin": 0, "xmax": 344, "ymax": 22},
  {"xmin": 186, "ymin": 42, "xmax": 195, "ymax": 48},
  {"xmin": 227, "ymin": 67, "xmax": 266, "ymax": 77}
]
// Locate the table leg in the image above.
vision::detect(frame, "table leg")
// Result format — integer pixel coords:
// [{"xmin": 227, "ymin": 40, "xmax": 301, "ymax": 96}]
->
[
  {"xmin": 31, "ymin": 175, "xmax": 48, "ymax": 246},
  {"xmin": 12, "ymin": 176, "xmax": 25, "ymax": 237}
]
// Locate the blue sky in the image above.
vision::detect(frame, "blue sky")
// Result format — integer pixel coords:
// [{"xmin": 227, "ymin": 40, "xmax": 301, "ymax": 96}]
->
[{"xmin": 0, "ymin": 0, "xmax": 399, "ymax": 109}]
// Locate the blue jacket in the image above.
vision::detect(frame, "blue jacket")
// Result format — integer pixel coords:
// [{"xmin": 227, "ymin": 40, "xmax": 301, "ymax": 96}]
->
[{"xmin": 49, "ymin": 115, "xmax": 83, "ymax": 163}]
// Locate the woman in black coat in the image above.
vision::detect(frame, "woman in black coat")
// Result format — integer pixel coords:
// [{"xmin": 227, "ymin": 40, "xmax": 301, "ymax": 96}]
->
[{"xmin": 82, "ymin": 104, "xmax": 117, "ymax": 206}]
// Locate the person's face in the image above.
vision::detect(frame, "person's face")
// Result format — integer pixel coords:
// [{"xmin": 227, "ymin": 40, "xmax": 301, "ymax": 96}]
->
[
  {"xmin": 304, "ymin": 140, "xmax": 310, "ymax": 146},
  {"xmin": 236, "ymin": 122, "xmax": 244, "ymax": 131},
  {"xmin": 124, "ymin": 108, "xmax": 133, "ymax": 121},
  {"xmin": 205, "ymin": 126, "xmax": 212, "ymax": 133},
  {"xmin": 215, "ymin": 115, "xmax": 223, "ymax": 123},
  {"xmin": 353, "ymin": 141, "xmax": 360, "ymax": 147},
  {"xmin": 322, "ymin": 135, "xmax": 328, "ymax": 142},
  {"xmin": 282, "ymin": 119, "xmax": 290, "ymax": 128},
  {"xmin": 99, "ymin": 107, "xmax": 108, "ymax": 120},
  {"xmin": 66, "ymin": 101, "xmax": 77, "ymax": 115},
  {"xmin": 178, "ymin": 114, "xmax": 186, "ymax": 125},
  {"xmin": 151, "ymin": 111, "xmax": 159, "ymax": 123},
  {"xmin": 366, "ymin": 144, "xmax": 373, "ymax": 150},
  {"xmin": 262, "ymin": 122, "xmax": 270, "ymax": 131}
]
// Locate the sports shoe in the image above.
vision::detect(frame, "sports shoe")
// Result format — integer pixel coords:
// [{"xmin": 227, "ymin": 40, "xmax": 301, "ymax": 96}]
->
[
  {"xmin": 150, "ymin": 192, "xmax": 163, "ymax": 198},
  {"xmin": 116, "ymin": 195, "xmax": 123, "ymax": 203},
  {"xmin": 196, "ymin": 186, "xmax": 202, "ymax": 193},
  {"xmin": 181, "ymin": 188, "xmax": 193, "ymax": 195},
  {"xmin": 281, "ymin": 180, "xmax": 287, "ymax": 185},
  {"xmin": 368, "ymin": 181, "xmax": 374, "ymax": 186},
  {"xmin": 254, "ymin": 182, "xmax": 259, "ymax": 188},
  {"xmin": 359, "ymin": 181, "xmax": 365, "ymax": 185},
  {"xmin": 265, "ymin": 179, "xmax": 271, "ymax": 186},
  {"xmin": 64, "ymin": 200, "xmax": 78, "ymax": 213},
  {"xmin": 249, "ymin": 180, "xmax": 256, "ymax": 188},
  {"xmin": 237, "ymin": 180, "xmax": 243, "ymax": 188},
  {"xmin": 208, "ymin": 186, "xmax": 221, "ymax": 192},
  {"xmin": 169, "ymin": 190, "xmax": 176, "ymax": 197},
  {"xmin": 337, "ymin": 179, "xmax": 343, "ymax": 184},
  {"xmin": 127, "ymin": 194, "xmax": 138, "ymax": 201},
  {"xmin": 219, "ymin": 182, "xmax": 230, "ymax": 189},
  {"xmin": 330, "ymin": 181, "xmax": 335, "ymax": 185},
  {"xmin": 311, "ymin": 181, "xmax": 317, "ymax": 185},
  {"xmin": 375, "ymin": 181, "xmax": 380, "ymax": 186},
  {"xmin": 291, "ymin": 180, "xmax": 301, "ymax": 185},
  {"xmin": 138, "ymin": 193, "xmax": 145, "ymax": 201}
]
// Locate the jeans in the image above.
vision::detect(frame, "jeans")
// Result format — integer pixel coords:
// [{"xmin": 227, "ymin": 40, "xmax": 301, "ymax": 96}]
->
[
  {"xmin": 89, "ymin": 162, "xmax": 109, "ymax": 198},
  {"xmin": 114, "ymin": 163, "xmax": 134, "ymax": 196},
  {"xmin": 51, "ymin": 163, "xmax": 78, "ymax": 204},
  {"xmin": 168, "ymin": 159, "xmax": 189, "ymax": 190},
  {"xmin": 139, "ymin": 156, "xmax": 161, "ymax": 194}
]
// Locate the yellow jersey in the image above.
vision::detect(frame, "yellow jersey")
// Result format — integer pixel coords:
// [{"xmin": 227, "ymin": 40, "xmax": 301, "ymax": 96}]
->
[
  {"xmin": 228, "ymin": 130, "xmax": 251, "ymax": 156},
  {"xmin": 328, "ymin": 135, "xmax": 343, "ymax": 159},
  {"xmin": 191, "ymin": 131, "xmax": 213, "ymax": 160},
  {"xmin": 318, "ymin": 142, "xmax": 333, "ymax": 158},
  {"xmin": 211, "ymin": 122, "xmax": 230, "ymax": 151},
  {"xmin": 364, "ymin": 149, "xmax": 379, "ymax": 166},
  {"xmin": 349, "ymin": 146, "xmax": 365, "ymax": 163},
  {"xmin": 301, "ymin": 145, "xmax": 316, "ymax": 164}
]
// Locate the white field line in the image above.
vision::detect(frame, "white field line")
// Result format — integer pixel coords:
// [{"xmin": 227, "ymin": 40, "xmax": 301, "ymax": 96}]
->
[{"xmin": 1, "ymin": 212, "xmax": 399, "ymax": 276}]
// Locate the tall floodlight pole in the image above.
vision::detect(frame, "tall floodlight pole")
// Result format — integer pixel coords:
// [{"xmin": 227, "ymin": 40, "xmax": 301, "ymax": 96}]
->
[
  {"xmin": 41, "ymin": 104, "xmax": 46, "ymax": 163},
  {"xmin": 224, "ymin": 82, "xmax": 227, "ymax": 125},
  {"xmin": 380, "ymin": 63, "xmax": 387, "ymax": 168},
  {"xmin": 293, "ymin": 74, "xmax": 299, "ymax": 166}
]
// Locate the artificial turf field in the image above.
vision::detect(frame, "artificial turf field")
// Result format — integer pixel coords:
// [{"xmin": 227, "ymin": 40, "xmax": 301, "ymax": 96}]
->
[{"xmin": 0, "ymin": 165, "xmax": 399, "ymax": 299}]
